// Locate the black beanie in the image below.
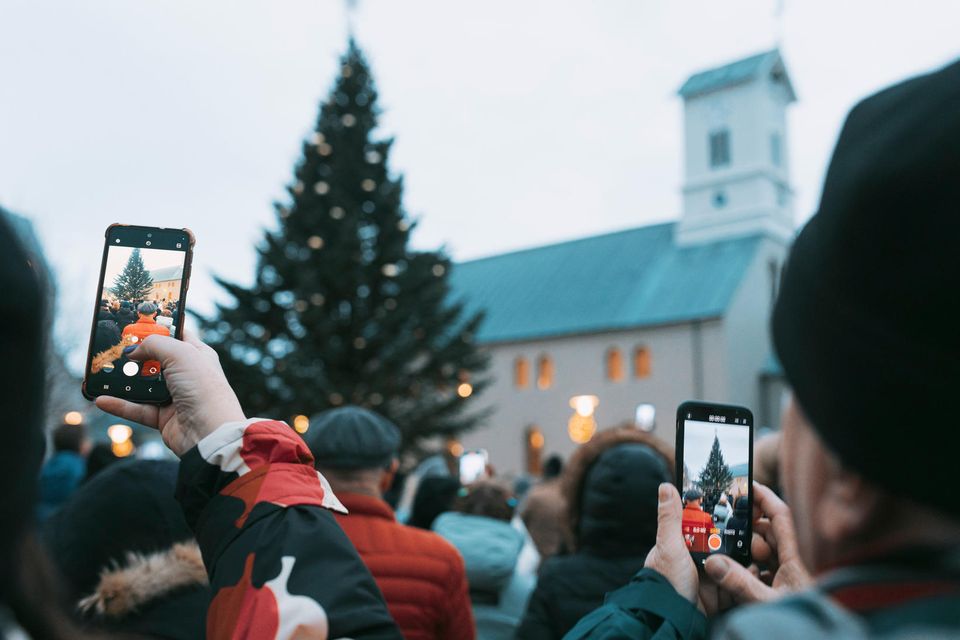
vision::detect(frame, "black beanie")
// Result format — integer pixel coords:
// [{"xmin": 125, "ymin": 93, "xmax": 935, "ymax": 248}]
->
[{"xmin": 772, "ymin": 58, "xmax": 960, "ymax": 516}]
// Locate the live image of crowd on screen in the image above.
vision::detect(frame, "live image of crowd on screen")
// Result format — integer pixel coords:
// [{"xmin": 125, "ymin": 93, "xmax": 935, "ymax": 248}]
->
[
  {"xmin": 680, "ymin": 421, "xmax": 750, "ymax": 555},
  {"xmin": 89, "ymin": 246, "xmax": 183, "ymax": 378}
]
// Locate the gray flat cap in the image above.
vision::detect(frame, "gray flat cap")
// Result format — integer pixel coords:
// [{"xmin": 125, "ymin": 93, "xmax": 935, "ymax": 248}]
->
[{"xmin": 304, "ymin": 405, "xmax": 401, "ymax": 470}]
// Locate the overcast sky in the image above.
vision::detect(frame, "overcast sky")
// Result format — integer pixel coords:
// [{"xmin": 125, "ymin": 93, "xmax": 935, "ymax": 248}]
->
[
  {"xmin": 2, "ymin": 1, "xmax": 958, "ymax": 366},
  {"xmin": 683, "ymin": 420, "xmax": 750, "ymax": 484}
]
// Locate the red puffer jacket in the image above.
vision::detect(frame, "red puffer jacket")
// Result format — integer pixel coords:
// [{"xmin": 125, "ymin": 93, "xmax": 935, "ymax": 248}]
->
[{"xmin": 334, "ymin": 493, "xmax": 475, "ymax": 640}]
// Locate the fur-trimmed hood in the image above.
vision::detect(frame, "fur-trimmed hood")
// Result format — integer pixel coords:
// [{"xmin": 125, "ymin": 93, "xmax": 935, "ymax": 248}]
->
[
  {"xmin": 560, "ymin": 427, "xmax": 674, "ymax": 555},
  {"xmin": 78, "ymin": 541, "xmax": 207, "ymax": 618}
]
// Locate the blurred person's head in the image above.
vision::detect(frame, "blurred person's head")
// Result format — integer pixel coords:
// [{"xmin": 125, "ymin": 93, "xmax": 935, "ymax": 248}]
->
[
  {"xmin": 304, "ymin": 405, "xmax": 401, "ymax": 498},
  {"xmin": 83, "ymin": 443, "xmax": 120, "ymax": 482},
  {"xmin": 43, "ymin": 459, "xmax": 209, "ymax": 639},
  {"xmin": 772, "ymin": 60, "xmax": 960, "ymax": 573},
  {"xmin": 682, "ymin": 488, "xmax": 703, "ymax": 510},
  {"xmin": 0, "ymin": 212, "xmax": 89, "ymax": 637},
  {"xmin": 52, "ymin": 423, "xmax": 90, "ymax": 456},
  {"xmin": 542, "ymin": 454, "xmax": 563, "ymax": 480},
  {"xmin": 452, "ymin": 481, "xmax": 515, "ymax": 523},
  {"xmin": 409, "ymin": 475, "xmax": 461, "ymax": 529},
  {"xmin": 562, "ymin": 428, "xmax": 673, "ymax": 556},
  {"xmin": 718, "ymin": 494, "xmax": 728, "ymax": 506},
  {"xmin": 137, "ymin": 301, "xmax": 158, "ymax": 319}
]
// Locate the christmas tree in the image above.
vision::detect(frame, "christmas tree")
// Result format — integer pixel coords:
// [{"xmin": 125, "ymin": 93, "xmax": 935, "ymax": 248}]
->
[
  {"xmin": 111, "ymin": 248, "xmax": 153, "ymax": 302},
  {"xmin": 695, "ymin": 434, "xmax": 733, "ymax": 513},
  {"xmin": 198, "ymin": 39, "xmax": 489, "ymax": 455}
]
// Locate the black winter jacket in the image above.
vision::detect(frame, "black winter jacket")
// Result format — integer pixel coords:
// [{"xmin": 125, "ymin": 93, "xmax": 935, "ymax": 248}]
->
[
  {"xmin": 516, "ymin": 551, "xmax": 646, "ymax": 639},
  {"xmin": 516, "ymin": 431, "xmax": 672, "ymax": 640}
]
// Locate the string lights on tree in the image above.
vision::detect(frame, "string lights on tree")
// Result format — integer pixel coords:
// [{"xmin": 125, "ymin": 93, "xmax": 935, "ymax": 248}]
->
[{"xmin": 197, "ymin": 39, "xmax": 489, "ymax": 455}]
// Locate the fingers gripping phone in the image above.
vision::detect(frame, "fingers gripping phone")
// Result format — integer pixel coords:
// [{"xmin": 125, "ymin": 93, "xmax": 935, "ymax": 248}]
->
[
  {"xmin": 82, "ymin": 225, "xmax": 194, "ymax": 404},
  {"xmin": 675, "ymin": 401, "xmax": 754, "ymax": 567}
]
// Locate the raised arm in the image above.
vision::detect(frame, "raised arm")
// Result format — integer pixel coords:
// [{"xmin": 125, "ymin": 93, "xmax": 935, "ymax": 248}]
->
[{"xmin": 96, "ymin": 333, "xmax": 400, "ymax": 639}]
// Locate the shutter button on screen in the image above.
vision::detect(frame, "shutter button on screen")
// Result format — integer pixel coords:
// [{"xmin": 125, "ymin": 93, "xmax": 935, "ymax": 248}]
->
[{"xmin": 141, "ymin": 360, "xmax": 161, "ymax": 376}]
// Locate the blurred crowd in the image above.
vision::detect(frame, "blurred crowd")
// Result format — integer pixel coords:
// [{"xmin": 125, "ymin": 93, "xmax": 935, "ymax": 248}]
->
[{"xmin": 2, "ymin": 55, "xmax": 959, "ymax": 640}]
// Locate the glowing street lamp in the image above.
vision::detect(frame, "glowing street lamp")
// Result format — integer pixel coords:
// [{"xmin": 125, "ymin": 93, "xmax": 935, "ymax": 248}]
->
[
  {"xmin": 293, "ymin": 414, "xmax": 310, "ymax": 434},
  {"xmin": 107, "ymin": 423, "xmax": 134, "ymax": 458},
  {"xmin": 635, "ymin": 403, "xmax": 656, "ymax": 431},
  {"xmin": 568, "ymin": 395, "xmax": 599, "ymax": 444}
]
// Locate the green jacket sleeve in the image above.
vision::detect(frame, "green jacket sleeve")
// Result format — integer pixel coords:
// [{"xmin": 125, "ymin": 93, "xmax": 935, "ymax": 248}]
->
[{"xmin": 562, "ymin": 569, "xmax": 708, "ymax": 640}]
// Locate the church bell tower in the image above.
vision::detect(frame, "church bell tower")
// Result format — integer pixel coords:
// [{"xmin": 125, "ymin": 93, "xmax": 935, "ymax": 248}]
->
[{"xmin": 676, "ymin": 49, "xmax": 796, "ymax": 246}]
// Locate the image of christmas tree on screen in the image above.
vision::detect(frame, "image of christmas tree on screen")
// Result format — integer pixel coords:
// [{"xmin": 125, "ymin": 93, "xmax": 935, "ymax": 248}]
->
[
  {"xmin": 681, "ymin": 421, "xmax": 750, "ymax": 553},
  {"xmin": 90, "ymin": 246, "xmax": 184, "ymax": 375}
]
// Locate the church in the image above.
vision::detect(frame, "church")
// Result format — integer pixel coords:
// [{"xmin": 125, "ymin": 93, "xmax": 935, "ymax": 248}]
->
[{"xmin": 451, "ymin": 49, "xmax": 795, "ymax": 474}]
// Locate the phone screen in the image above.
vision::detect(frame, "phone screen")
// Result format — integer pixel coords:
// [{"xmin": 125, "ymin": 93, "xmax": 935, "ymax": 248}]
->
[
  {"xmin": 677, "ymin": 402, "xmax": 753, "ymax": 565},
  {"xmin": 84, "ymin": 225, "xmax": 191, "ymax": 403},
  {"xmin": 459, "ymin": 450, "xmax": 488, "ymax": 485}
]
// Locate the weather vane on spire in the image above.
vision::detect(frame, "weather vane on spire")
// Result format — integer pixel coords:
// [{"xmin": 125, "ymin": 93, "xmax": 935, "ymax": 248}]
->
[
  {"xmin": 773, "ymin": 0, "xmax": 785, "ymax": 46},
  {"xmin": 345, "ymin": 0, "xmax": 359, "ymax": 37}
]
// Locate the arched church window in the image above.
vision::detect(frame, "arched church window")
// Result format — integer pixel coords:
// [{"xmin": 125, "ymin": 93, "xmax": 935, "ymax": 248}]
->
[
  {"xmin": 709, "ymin": 129, "xmax": 731, "ymax": 168},
  {"xmin": 537, "ymin": 354, "xmax": 554, "ymax": 390},
  {"xmin": 514, "ymin": 357, "xmax": 529, "ymax": 389},
  {"xmin": 606, "ymin": 348, "xmax": 624, "ymax": 382},
  {"xmin": 633, "ymin": 346, "xmax": 652, "ymax": 378}
]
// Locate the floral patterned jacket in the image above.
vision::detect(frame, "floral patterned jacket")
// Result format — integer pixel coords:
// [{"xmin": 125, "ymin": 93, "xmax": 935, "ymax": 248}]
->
[{"xmin": 176, "ymin": 418, "xmax": 401, "ymax": 640}]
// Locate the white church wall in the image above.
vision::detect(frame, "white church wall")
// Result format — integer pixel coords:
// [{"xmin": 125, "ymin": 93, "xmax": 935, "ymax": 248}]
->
[
  {"xmin": 721, "ymin": 236, "xmax": 788, "ymax": 427},
  {"xmin": 460, "ymin": 319, "xmax": 727, "ymax": 474}
]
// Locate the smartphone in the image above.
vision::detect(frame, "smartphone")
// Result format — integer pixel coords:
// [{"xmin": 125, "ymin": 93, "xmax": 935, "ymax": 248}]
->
[
  {"xmin": 82, "ymin": 224, "xmax": 194, "ymax": 404},
  {"xmin": 675, "ymin": 401, "xmax": 753, "ymax": 566},
  {"xmin": 459, "ymin": 449, "xmax": 488, "ymax": 485}
]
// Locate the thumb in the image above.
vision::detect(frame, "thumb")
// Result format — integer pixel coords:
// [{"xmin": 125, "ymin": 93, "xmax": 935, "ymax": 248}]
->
[
  {"xmin": 704, "ymin": 555, "xmax": 775, "ymax": 604},
  {"xmin": 124, "ymin": 334, "xmax": 188, "ymax": 365},
  {"xmin": 655, "ymin": 483, "xmax": 684, "ymax": 547}
]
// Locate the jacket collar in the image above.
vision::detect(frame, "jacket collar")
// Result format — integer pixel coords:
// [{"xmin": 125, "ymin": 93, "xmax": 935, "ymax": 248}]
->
[{"xmin": 338, "ymin": 492, "xmax": 396, "ymax": 521}]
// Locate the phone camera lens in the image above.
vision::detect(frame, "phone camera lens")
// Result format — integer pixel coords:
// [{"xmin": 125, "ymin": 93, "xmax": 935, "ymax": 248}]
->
[
  {"xmin": 145, "ymin": 240, "xmax": 152, "ymax": 246},
  {"xmin": 147, "ymin": 233, "xmax": 153, "ymax": 238}
]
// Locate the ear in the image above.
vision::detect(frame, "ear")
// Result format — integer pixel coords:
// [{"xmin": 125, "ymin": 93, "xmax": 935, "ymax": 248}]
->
[
  {"xmin": 817, "ymin": 467, "xmax": 882, "ymax": 544},
  {"xmin": 379, "ymin": 458, "xmax": 399, "ymax": 494}
]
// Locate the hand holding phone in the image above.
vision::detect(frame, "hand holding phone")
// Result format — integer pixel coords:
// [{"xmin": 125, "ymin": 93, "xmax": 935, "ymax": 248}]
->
[
  {"xmin": 675, "ymin": 401, "xmax": 754, "ymax": 567},
  {"xmin": 94, "ymin": 331, "xmax": 246, "ymax": 456}
]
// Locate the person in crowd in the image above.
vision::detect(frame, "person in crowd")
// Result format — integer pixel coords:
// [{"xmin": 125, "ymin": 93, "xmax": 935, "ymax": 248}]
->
[
  {"xmin": 712, "ymin": 494, "xmax": 731, "ymax": 528},
  {"xmin": 519, "ymin": 454, "xmax": 568, "ymax": 560},
  {"xmin": 0, "ymin": 215, "xmax": 399, "ymax": 639},
  {"xmin": 36, "ymin": 423, "xmax": 91, "ymax": 521},
  {"xmin": 721, "ymin": 496, "xmax": 750, "ymax": 554},
  {"xmin": 567, "ymin": 59, "xmax": 960, "ymax": 639},
  {"xmin": 680, "ymin": 488, "xmax": 713, "ymax": 554},
  {"xmin": 115, "ymin": 301, "xmax": 136, "ymax": 330},
  {"xmin": 516, "ymin": 428, "xmax": 673, "ymax": 639},
  {"xmin": 409, "ymin": 475, "xmax": 461, "ymax": 530},
  {"xmin": 82, "ymin": 442, "xmax": 120, "ymax": 483},
  {"xmin": 303, "ymin": 406, "xmax": 475, "ymax": 640},
  {"xmin": 43, "ymin": 459, "xmax": 210, "ymax": 639},
  {"xmin": 93, "ymin": 318, "xmax": 121, "ymax": 355},
  {"xmin": 97, "ymin": 304, "xmax": 117, "ymax": 324},
  {"xmin": 121, "ymin": 302, "xmax": 171, "ymax": 342},
  {"xmin": 433, "ymin": 481, "xmax": 536, "ymax": 640}
]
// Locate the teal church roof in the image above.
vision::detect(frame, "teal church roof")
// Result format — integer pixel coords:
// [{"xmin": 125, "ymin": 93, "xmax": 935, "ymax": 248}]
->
[
  {"xmin": 679, "ymin": 49, "xmax": 793, "ymax": 100},
  {"xmin": 729, "ymin": 463, "xmax": 749, "ymax": 478},
  {"xmin": 149, "ymin": 265, "xmax": 183, "ymax": 282},
  {"xmin": 450, "ymin": 222, "xmax": 762, "ymax": 344}
]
